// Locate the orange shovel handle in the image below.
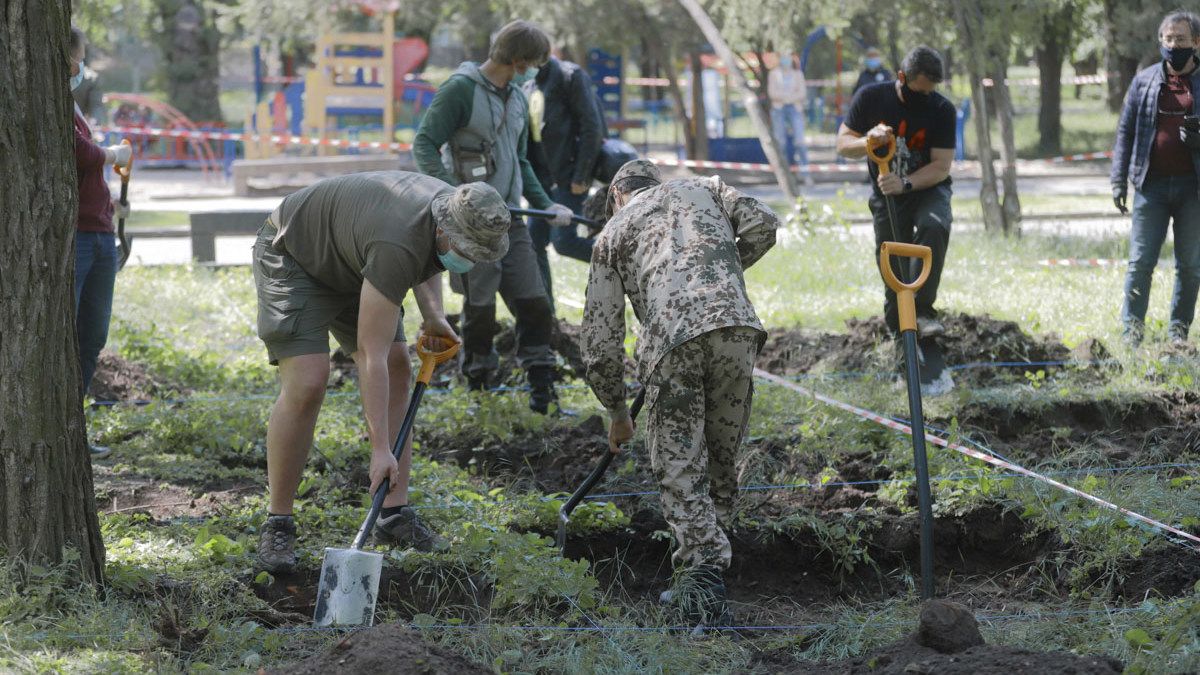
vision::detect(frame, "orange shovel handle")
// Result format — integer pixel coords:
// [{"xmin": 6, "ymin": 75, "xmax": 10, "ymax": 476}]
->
[
  {"xmin": 866, "ymin": 132, "xmax": 895, "ymax": 176},
  {"xmin": 879, "ymin": 242, "xmax": 933, "ymax": 334},
  {"xmin": 414, "ymin": 333, "xmax": 461, "ymax": 384}
]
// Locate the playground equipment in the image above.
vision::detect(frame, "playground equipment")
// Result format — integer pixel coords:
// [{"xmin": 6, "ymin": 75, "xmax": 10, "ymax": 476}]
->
[
  {"xmin": 100, "ymin": 93, "xmax": 226, "ymax": 177},
  {"xmin": 245, "ymin": 10, "xmax": 435, "ymax": 160}
]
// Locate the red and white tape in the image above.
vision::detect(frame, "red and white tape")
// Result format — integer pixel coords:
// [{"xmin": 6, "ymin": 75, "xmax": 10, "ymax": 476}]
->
[
  {"xmin": 655, "ymin": 150, "xmax": 1110, "ymax": 174},
  {"xmin": 97, "ymin": 125, "xmax": 413, "ymax": 153},
  {"xmin": 754, "ymin": 368, "xmax": 1200, "ymax": 551},
  {"xmin": 1038, "ymin": 258, "xmax": 1125, "ymax": 268}
]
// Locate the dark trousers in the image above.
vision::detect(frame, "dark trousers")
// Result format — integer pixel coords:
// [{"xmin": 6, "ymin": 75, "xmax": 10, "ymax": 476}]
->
[
  {"xmin": 529, "ymin": 186, "xmax": 592, "ymax": 311},
  {"xmin": 74, "ymin": 231, "xmax": 118, "ymax": 395},
  {"xmin": 869, "ymin": 184, "xmax": 953, "ymax": 333}
]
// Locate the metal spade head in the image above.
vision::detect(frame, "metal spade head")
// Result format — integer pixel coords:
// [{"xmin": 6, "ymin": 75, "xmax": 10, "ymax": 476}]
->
[{"xmin": 312, "ymin": 547, "xmax": 384, "ymax": 627}]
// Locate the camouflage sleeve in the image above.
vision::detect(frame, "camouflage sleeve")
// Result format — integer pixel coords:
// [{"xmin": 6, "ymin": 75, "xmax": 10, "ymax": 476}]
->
[
  {"xmin": 715, "ymin": 178, "xmax": 780, "ymax": 269},
  {"xmin": 581, "ymin": 250, "xmax": 630, "ymax": 420}
]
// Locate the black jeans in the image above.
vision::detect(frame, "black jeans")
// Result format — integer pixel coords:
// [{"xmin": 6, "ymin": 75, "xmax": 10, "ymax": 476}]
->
[{"xmin": 869, "ymin": 184, "xmax": 953, "ymax": 333}]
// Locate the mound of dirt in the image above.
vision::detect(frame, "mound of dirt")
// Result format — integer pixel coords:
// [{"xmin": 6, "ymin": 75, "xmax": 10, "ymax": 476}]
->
[
  {"xmin": 756, "ymin": 313, "xmax": 1104, "ymax": 386},
  {"xmin": 1116, "ymin": 543, "xmax": 1200, "ymax": 600},
  {"xmin": 89, "ymin": 350, "xmax": 177, "ymax": 402},
  {"xmin": 272, "ymin": 623, "xmax": 489, "ymax": 675}
]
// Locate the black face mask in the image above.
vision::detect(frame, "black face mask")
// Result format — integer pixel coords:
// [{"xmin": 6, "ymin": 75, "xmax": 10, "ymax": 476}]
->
[
  {"xmin": 902, "ymin": 82, "xmax": 931, "ymax": 107},
  {"xmin": 1162, "ymin": 45, "xmax": 1196, "ymax": 72}
]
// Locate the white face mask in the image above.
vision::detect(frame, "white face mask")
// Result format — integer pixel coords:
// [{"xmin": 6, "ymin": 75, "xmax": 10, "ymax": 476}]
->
[{"xmin": 70, "ymin": 70, "xmax": 85, "ymax": 90}]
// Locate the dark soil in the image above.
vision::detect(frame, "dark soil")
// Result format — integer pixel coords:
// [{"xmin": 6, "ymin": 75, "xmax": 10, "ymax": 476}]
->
[
  {"xmin": 1116, "ymin": 543, "xmax": 1200, "ymax": 600},
  {"xmin": 951, "ymin": 391, "xmax": 1200, "ymax": 463},
  {"xmin": 94, "ymin": 479, "xmax": 258, "ymax": 519},
  {"xmin": 798, "ymin": 640, "xmax": 1123, "ymax": 674},
  {"xmin": 755, "ymin": 313, "xmax": 1107, "ymax": 387},
  {"xmin": 89, "ymin": 350, "xmax": 181, "ymax": 402},
  {"xmin": 271, "ymin": 623, "xmax": 490, "ymax": 675}
]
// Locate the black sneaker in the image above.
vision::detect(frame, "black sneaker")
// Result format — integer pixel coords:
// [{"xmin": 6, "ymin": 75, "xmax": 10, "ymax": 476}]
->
[
  {"xmin": 89, "ymin": 445, "xmax": 112, "ymax": 460},
  {"xmin": 658, "ymin": 564, "xmax": 733, "ymax": 630},
  {"xmin": 375, "ymin": 506, "xmax": 448, "ymax": 552},
  {"xmin": 257, "ymin": 514, "xmax": 297, "ymax": 574}
]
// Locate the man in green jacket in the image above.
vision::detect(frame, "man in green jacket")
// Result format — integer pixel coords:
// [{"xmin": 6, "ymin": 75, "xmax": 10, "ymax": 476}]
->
[{"xmin": 413, "ymin": 20, "xmax": 573, "ymax": 413}]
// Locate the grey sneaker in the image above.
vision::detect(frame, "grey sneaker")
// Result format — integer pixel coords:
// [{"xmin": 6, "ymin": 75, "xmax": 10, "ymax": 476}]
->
[
  {"xmin": 89, "ymin": 445, "xmax": 112, "ymax": 460},
  {"xmin": 916, "ymin": 316, "xmax": 945, "ymax": 338},
  {"xmin": 257, "ymin": 515, "xmax": 297, "ymax": 574},
  {"xmin": 375, "ymin": 506, "xmax": 448, "ymax": 552}
]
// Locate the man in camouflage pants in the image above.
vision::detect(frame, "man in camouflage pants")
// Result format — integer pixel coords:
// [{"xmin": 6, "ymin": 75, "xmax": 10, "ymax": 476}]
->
[{"xmin": 580, "ymin": 160, "xmax": 779, "ymax": 626}]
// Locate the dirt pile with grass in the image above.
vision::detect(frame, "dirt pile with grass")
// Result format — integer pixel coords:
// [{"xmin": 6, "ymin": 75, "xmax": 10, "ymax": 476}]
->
[
  {"xmin": 89, "ymin": 350, "xmax": 179, "ymax": 401},
  {"xmin": 756, "ymin": 312, "xmax": 1106, "ymax": 386},
  {"xmin": 272, "ymin": 623, "xmax": 489, "ymax": 675}
]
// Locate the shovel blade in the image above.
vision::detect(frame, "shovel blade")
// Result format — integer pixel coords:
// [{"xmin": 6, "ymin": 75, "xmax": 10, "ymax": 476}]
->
[{"xmin": 313, "ymin": 547, "xmax": 384, "ymax": 627}]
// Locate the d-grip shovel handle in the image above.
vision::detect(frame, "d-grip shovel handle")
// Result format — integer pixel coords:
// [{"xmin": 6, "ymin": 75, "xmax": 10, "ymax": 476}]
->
[
  {"xmin": 866, "ymin": 132, "xmax": 896, "ymax": 176},
  {"xmin": 879, "ymin": 242, "xmax": 933, "ymax": 334},
  {"xmin": 351, "ymin": 334, "xmax": 460, "ymax": 550}
]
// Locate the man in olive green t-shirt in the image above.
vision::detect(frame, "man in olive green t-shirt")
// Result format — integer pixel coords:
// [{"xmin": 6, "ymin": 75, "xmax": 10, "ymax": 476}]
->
[{"xmin": 253, "ymin": 171, "xmax": 511, "ymax": 574}]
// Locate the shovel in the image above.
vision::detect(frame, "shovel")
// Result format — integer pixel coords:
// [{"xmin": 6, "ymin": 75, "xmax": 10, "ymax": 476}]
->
[
  {"xmin": 115, "ymin": 138, "xmax": 133, "ymax": 270},
  {"xmin": 312, "ymin": 333, "xmax": 461, "ymax": 627},
  {"xmin": 879, "ymin": 241, "xmax": 937, "ymax": 600},
  {"xmin": 510, "ymin": 206, "xmax": 597, "ymax": 228},
  {"xmin": 557, "ymin": 388, "xmax": 646, "ymax": 555}
]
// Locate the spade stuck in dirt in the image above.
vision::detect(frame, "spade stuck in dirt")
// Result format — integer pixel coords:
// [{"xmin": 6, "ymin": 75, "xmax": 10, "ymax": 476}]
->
[{"xmin": 313, "ymin": 335, "xmax": 460, "ymax": 627}]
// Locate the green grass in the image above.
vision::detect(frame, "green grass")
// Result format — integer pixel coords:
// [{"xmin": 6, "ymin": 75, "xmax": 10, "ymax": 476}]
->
[{"xmin": 124, "ymin": 210, "xmax": 189, "ymax": 230}]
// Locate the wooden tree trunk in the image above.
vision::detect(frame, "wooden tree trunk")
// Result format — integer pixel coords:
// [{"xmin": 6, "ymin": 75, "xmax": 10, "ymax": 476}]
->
[
  {"xmin": 688, "ymin": 51, "xmax": 710, "ymax": 161},
  {"xmin": 1036, "ymin": 7, "xmax": 1072, "ymax": 157},
  {"xmin": 991, "ymin": 70, "xmax": 1023, "ymax": 235},
  {"xmin": 0, "ymin": 0, "xmax": 106, "ymax": 584},
  {"xmin": 676, "ymin": 0, "xmax": 798, "ymax": 201},
  {"xmin": 154, "ymin": 0, "xmax": 223, "ymax": 121},
  {"xmin": 952, "ymin": 0, "xmax": 1005, "ymax": 233}
]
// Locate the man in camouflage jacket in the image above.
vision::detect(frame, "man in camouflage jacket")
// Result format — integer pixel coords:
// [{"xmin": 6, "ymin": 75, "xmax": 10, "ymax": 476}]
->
[{"xmin": 580, "ymin": 159, "xmax": 779, "ymax": 625}]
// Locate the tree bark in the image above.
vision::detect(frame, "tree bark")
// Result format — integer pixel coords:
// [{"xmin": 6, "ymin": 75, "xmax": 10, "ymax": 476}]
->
[
  {"xmin": 676, "ymin": 0, "xmax": 798, "ymax": 201},
  {"xmin": 0, "ymin": 0, "xmax": 106, "ymax": 584},
  {"xmin": 1102, "ymin": 0, "xmax": 1139, "ymax": 113},
  {"xmin": 952, "ymin": 0, "xmax": 1005, "ymax": 233},
  {"xmin": 1036, "ymin": 6, "xmax": 1073, "ymax": 157},
  {"xmin": 688, "ymin": 51, "xmax": 709, "ymax": 161},
  {"xmin": 990, "ymin": 67, "xmax": 1022, "ymax": 235},
  {"xmin": 154, "ymin": 0, "xmax": 223, "ymax": 122}
]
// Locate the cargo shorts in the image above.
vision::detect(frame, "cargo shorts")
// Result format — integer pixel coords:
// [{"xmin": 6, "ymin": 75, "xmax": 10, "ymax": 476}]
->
[{"xmin": 252, "ymin": 217, "xmax": 404, "ymax": 365}]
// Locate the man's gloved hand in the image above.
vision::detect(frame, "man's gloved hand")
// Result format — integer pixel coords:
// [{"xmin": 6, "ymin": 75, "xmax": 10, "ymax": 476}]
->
[
  {"xmin": 111, "ymin": 198, "xmax": 130, "ymax": 221},
  {"xmin": 547, "ymin": 203, "xmax": 574, "ymax": 227},
  {"xmin": 1182, "ymin": 127, "xmax": 1200, "ymax": 151},
  {"xmin": 105, "ymin": 144, "xmax": 133, "ymax": 167},
  {"xmin": 1113, "ymin": 184, "xmax": 1128, "ymax": 214}
]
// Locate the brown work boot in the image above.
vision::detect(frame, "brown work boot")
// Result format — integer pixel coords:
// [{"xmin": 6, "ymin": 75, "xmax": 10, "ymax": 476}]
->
[
  {"xmin": 257, "ymin": 514, "xmax": 297, "ymax": 574},
  {"xmin": 375, "ymin": 506, "xmax": 448, "ymax": 552}
]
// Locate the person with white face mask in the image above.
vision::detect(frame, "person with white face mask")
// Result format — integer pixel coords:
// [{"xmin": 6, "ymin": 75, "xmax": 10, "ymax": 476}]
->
[
  {"xmin": 413, "ymin": 19, "xmax": 574, "ymax": 413},
  {"xmin": 767, "ymin": 52, "xmax": 813, "ymax": 185},
  {"xmin": 69, "ymin": 27, "xmax": 132, "ymax": 461}
]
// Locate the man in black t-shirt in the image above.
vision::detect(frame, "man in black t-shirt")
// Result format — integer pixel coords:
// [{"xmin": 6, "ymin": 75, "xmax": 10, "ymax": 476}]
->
[{"xmin": 837, "ymin": 46, "xmax": 956, "ymax": 336}]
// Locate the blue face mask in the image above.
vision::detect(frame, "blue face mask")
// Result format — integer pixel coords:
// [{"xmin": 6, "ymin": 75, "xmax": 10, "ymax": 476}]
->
[
  {"xmin": 70, "ymin": 71, "xmax": 85, "ymax": 90},
  {"xmin": 438, "ymin": 249, "xmax": 475, "ymax": 274},
  {"xmin": 511, "ymin": 66, "xmax": 538, "ymax": 85},
  {"xmin": 865, "ymin": 57, "xmax": 882, "ymax": 70}
]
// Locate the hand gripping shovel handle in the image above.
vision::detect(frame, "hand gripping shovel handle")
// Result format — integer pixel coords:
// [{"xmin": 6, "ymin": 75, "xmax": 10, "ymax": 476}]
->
[
  {"xmin": 557, "ymin": 388, "xmax": 647, "ymax": 553},
  {"xmin": 866, "ymin": 132, "xmax": 896, "ymax": 176},
  {"xmin": 509, "ymin": 207, "xmax": 597, "ymax": 228},
  {"xmin": 115, "ymin": 139, "xmax": 133, "ymax": 270},
  {"xmin": 879, "ymin": 241, "xmax": 937, "ymax": 600},
  {"xmin": 350, "ymin": 334, "xmax": 461, "ymax": 550}
]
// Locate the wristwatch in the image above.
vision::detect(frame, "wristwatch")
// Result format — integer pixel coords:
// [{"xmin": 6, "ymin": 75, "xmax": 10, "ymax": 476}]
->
[{"xmin": 902, "ymin": 178, "xmax": 913, "ymax": 193}]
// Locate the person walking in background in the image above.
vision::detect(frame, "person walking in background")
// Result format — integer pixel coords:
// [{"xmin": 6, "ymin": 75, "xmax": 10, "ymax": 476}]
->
[
  {"xmin": 70, "ymin": 27, "xmax": 132, "ymax": 460},
  {"xmin": 1112, "ymin": 10, "xmax": 1200, "ymax": 346},
  {"xmin": 768, "ymin": 52, "xmax": 813, "ymax": 185}
]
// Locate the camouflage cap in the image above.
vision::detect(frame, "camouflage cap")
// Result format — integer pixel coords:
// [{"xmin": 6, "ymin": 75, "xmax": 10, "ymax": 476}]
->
[
  {"xmin": 605, "ymin": 159, "xmax": 661, "ymax": 216},
  {"xmin": 432, "ymin": 183, "xmax": 511, "ymax": 263}
]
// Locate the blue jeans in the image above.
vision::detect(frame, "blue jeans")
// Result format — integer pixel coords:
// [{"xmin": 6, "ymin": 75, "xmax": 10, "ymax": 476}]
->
[
  {"xmin": 529, "ymin": 186, "xmax": 593, "ymax": 311},
  {"xmin": 75, "ymin": 231, "xmax": 118, "ymax": 395},
  {"xmin": 770, "ymin": 104, "xmax": 810, "ymax": 170},
  {"xmin": 1122, "ymin": 175, "xmax": 1200, "ymax": 337}
]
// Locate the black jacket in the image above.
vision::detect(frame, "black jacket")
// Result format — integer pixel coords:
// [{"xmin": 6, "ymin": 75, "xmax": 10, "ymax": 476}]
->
[{"xmin": 529, "ymin": 58, "xmax": 605, "ymax": 191}]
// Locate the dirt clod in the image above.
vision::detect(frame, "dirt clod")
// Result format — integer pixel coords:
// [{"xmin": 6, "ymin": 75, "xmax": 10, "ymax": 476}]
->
[
  {"xmin": 272, "ymin": 623, "xmax": 489, "ymax": 674},
  {"xmin": 89, "ymin": 350, "xmax": 179, "ymax": 401},
  {"xmin": 914, "ymin": 600, "xmax": 984, "ymax": 654}
]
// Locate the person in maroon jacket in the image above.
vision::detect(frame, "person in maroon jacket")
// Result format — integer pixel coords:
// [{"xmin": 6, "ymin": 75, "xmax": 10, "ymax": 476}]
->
[{"xmin": 70, "ymin": 27, "xmax": 132, "ymax": 460}]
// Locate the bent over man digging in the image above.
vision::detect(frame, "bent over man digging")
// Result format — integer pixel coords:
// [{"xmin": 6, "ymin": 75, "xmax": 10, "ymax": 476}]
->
[
  {"xmin": 580, "ymin": 160, "xmax": 779, "ymax": 627},
  {"xmin": 254, "ymin": 171, "xmax": 511, "ymax": 574}
]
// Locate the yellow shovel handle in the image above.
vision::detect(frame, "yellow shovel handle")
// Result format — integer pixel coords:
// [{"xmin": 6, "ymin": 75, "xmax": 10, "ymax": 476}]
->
[
  {"xmin": 414, "ymin": 333, "xmax": 460, "ymax": 384},
  {"xmin": 879, "ymin": 242, "xmax": 933, "ymax": 333},
  {"xmin": 115, "ymin": 139, "xmax": 133, "ymax": 182}
]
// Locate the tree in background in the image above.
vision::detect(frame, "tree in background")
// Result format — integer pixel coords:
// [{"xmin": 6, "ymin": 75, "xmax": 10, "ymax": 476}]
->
[
  {"xmin": 151, "ymin": 0, "xmax": 224, "ymax": 122},
  {"xmin": 1036, "ymin": 2, "xmax": 1077, "ymax": 157},
  {"xmin": 1, "ymin": 0, "xmax": 106, "ymax": 584}
]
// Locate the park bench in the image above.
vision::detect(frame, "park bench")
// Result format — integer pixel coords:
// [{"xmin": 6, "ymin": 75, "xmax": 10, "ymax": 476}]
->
[
  {"xmin": 231, "ymin": 153, "xmax": 407, "ymax": 196},
  {"xmin": 186, "ymin": 210, "xmax": 273, "ymax": 263}
]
